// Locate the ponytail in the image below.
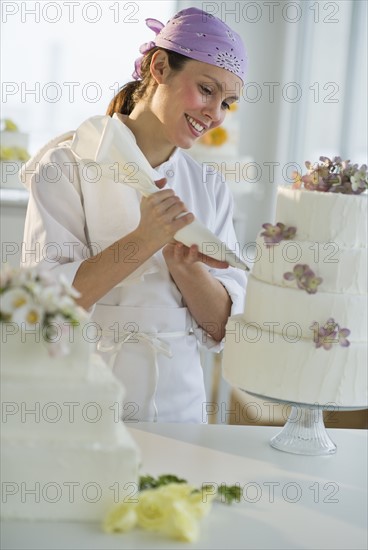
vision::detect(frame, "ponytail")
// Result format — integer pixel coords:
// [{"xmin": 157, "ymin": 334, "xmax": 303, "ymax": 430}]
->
[
  {"xmin": 106, "ymin": 81, "xmax": 139, "ymax": 116},
  {"xmin": 106, "ymin": 48, "xmax": 189, "ymax": 117}
]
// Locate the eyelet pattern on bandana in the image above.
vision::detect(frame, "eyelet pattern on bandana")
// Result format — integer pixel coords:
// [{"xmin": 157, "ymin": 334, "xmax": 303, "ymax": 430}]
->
[{"xmin": 132, "ymin": 7, "xmax": 247, "ymax": 83}]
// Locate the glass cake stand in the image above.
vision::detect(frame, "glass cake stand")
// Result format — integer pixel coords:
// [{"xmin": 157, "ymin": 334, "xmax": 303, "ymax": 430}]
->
[{"xmin": 243, "ymin": 390, "xmax": 367, "ymax": 456}]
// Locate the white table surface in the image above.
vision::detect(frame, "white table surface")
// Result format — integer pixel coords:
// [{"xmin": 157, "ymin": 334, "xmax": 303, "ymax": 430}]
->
[{"xmin": 1, "ymin": 423, "xmax": 367, "ymax": 550}]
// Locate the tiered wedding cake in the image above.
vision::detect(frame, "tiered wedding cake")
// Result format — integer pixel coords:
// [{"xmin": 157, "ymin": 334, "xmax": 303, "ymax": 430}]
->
[
  {"xmin": 0, "ymin": 268, "xmax": 140, "ymax": 521},
  {"xmin": 0, "ymin": 119, "xmax": 30, "ymax": 189},
  {"xmin": 223, "ymin": 158, "xmax": 368, "ymax": 408}
]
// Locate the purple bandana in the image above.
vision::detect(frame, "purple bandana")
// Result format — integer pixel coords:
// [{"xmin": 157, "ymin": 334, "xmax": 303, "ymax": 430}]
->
[{"xmin": 133, "ymin": 7, "xmax": 247, "ymax": 83}]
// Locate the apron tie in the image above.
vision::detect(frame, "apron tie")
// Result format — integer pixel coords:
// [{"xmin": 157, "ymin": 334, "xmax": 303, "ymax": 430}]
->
[{"xmin": 97, "ymin": 328, "xmax": 189, "ymax": 422}]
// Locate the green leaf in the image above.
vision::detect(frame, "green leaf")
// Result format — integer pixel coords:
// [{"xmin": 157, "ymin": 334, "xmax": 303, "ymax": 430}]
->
[{"xmin": 216, "ymin": 484, "xmax": 242, "ymax": 505}]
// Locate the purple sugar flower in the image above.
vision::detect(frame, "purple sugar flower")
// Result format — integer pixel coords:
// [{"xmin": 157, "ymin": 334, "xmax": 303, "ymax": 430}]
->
[
  {"xmin": 261, "ymin": 222, "xmax": 285, "ymax": 246},
  {"xmin": 338, "ymin": 328, "xmax": 351, "ymax": 347},
  {"xmin": 261, "ymin": 222, "xmax": 297, "ymax": 248},
  {"xmin": 310, "ymin": 318, "xmax": 351, "ymax": 350},
  {"xmin": 304, "ymin": 274, "xmax": 323, "ymax": 294},
  {"xmin": 283, "ymin": 264, "xmax": 323, "ymax": 294},
  {"xmin": 282, "ymin": 226, "xmax": 297, "ymax": 240}
]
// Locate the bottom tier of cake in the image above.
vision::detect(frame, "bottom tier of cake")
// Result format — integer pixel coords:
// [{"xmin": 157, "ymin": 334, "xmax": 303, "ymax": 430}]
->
[
  {"xmin": 1, "ymin": 434, "xmax": 139, "ymax": 521},
  {"xmin": 223, "ymin": 315, "xmax": 368, "ymax": 408}
]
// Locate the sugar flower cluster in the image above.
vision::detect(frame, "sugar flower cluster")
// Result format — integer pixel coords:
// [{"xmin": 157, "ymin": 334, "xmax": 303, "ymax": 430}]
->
[
  {"xmin": 292, "ymin": 156, "xmax": 367, "ymax": 194},
  {"xmin": 0, "ymin": 265, "xmax": 87, "ymax": 357}
]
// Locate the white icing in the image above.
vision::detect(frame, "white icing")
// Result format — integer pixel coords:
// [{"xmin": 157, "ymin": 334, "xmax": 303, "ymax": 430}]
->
[
  {"xmin": 1, "ymin": 355, "xmax": 127, "ymax": 444},
  {"xmin": 223, "ymin": 317, "xmax": 368, "ymax": 408},
  {"xmin": 252, "ymin": 235, "xmax": 367, "ymax": 295},
  {"xmin": 244, "ymin": 275, "xmax": 366, "ymax": 342},
  {"xmin": 1, "ymin": 437, "xmax": 138, "ymax": 521},
  {"xmin": 276, "ymin": 187, "xmax": 368, "ymax": 247},
  {"xmin": 1, "ymin": 326, "xmax": 90, "ymax": 380}
]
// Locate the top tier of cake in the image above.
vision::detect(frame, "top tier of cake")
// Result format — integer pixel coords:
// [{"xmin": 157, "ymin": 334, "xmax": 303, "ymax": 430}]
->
[
  {"xmin": 276, "ymin": 187, "xmax": 367, "ymax": 247},
  {"xmin": 0, "ymin": 325, "xmax": 91, "ymax": 381}
]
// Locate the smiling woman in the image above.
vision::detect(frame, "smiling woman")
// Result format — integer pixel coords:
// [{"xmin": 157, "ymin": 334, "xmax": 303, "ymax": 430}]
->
[{"xmin": 21, "ymin": 7, "xmax": 248, "ymax": 424}]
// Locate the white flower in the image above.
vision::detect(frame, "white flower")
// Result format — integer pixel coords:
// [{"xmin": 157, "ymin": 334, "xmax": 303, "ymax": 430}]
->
[
  {"xmin": 12, "ymin": 302, "xmax": 43, "ymax": 331},
  {"xmin": 1, "ymin": 288, "xmax": 31, "ymax": 317}
]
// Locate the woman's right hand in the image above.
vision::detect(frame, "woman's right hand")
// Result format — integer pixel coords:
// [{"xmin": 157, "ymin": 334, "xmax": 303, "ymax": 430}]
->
[{"xmin": 136, "ymin": 178, "xmax": 194, "ymax": 250}]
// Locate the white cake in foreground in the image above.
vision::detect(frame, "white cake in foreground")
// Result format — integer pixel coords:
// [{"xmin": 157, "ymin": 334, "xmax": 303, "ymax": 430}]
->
[
  {"xmin": 0, "ymin": 326, "xmax": 140, "ymax": 521},
  {"xmin": 223, "ymin": 187, "xmax": 368, "ymax": 407}
]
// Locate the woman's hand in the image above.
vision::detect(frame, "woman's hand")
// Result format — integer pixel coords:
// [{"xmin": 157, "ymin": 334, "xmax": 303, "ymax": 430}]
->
[
  {"xmin": 136, "ymin": 178, "xmax": 194, "ymax": 251},
  {"xmin": 163, "ymin": 242, "xmax": 229, "ymax": 272}
]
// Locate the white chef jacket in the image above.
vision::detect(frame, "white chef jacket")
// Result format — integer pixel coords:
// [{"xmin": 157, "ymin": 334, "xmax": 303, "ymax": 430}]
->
[{"xmin": 21, "ymin": 115, "xmax": 246, "ymax": 423}]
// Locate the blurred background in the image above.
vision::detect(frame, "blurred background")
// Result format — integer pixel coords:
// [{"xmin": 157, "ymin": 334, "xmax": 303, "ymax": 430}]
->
[{"xmin": 1, "ymin": 0, "xmax": 367, "ymax": 426}]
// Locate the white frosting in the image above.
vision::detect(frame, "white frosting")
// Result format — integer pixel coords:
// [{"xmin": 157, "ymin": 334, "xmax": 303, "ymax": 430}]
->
[
  {"xmin": 1, "ymin": 326, "xmax": 91, "ymax": 380},
  {"xmin": 223, "ymin": 317, "xmax": 368, "ymax": 408},
  {"xmin": 1, "ymin": 355, "xmax": 128, "ymax": 444},
  {"xmin": 252, "ymin": 235, "xmax": 367, "ymax": 295},
  {"xmin": 276, "ymin": 187, "xmax": 368, "ymax": 247},
  {"xmin": 224, "ymin": 186, "xmax": 368, "ymax": 407},
  {"xmin": 244, "ymin": 275, "xmax": 366, "ymax": 342},
  {"xmin": 1, "ymin": 437, "xmax": 138, "ymax": 521},
  {"xmin": 0, "ymin": 326, "xmax": 140, "ymax": 520}
]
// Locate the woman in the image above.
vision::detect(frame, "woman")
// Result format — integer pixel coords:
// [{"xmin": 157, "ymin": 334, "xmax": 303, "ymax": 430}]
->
[{"xmin": 22, "ymin": 7, "xmax": 247, "ymax": 422}]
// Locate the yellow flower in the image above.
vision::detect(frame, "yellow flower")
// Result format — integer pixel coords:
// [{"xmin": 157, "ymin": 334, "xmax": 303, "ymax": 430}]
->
[
  {"xmin": 103, "ymin": 482, "xmax": 216, "ymax": 543},
  {"xmin": 136, "ymin": 483, "xmax": 214, "ymax": 543},
  {"xmin": 136, "ymin": 488, "xmax": 171, "ymax": 533},
  {"xmin": 103, "ymin": 501, "xmax": 138, "ymax": 534},
  {"xmin": 3, "ymin": 119, "xmax": 19, "ymax": 132},
  {"xmin": 165, "ymin": 500, "xmax": 200, "ymax": 542},
  {"xmin": 199, "ymin": 126, "xmax": 228, "ymax": 147}
]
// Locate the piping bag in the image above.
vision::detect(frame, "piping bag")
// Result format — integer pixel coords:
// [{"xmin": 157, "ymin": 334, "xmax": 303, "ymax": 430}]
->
[{"xmin": 70, "ymin": 115, "xmax": 249, "ymax": 271}]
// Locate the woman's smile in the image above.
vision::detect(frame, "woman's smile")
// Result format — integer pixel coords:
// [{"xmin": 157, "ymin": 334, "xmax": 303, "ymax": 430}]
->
[{"xmin": 184, "ymin": 114, "xmax": 207, "ymax": 136}]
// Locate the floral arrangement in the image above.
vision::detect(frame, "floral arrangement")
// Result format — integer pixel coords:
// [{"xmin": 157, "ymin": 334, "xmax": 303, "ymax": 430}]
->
[
  {"xmin": 0, "ymin": 265, "xmax": 87, "ymax": 356},
  {"xmin": 260, "ymin": 222, "xmax": 296, "ymax": 247},
  {"xmin": 310, "ymin": 318, "xmax": 350, "ymax": 350},
  {"xmin": 283, "ymin": 264, "xmax": 323, "ymax": 294},
  {"xmin": 103, "ymin": 474, "xmax": 241, "ymax": 543},
  {"xmin": 292, "ymin": 156, "xmax": 367, "ymax": 194},
  {"xmin": 0, "ymin": 119, "xmax": 30, "ymax": 161}
]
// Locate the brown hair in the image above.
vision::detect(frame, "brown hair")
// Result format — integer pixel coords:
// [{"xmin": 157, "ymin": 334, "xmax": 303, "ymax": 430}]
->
[{"xmin": 106, "ymin": 48, "xmax": 190, "ymax": 116}]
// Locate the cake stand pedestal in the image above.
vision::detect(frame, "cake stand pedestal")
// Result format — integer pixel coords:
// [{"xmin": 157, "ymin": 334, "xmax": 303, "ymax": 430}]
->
[
  {"xmin": 244, "ymin": 391, "xmax": 366, "ymax": 456},
  {"xmin": 269, "ymin": 404, "xmax": 336, "ymax": 455}
]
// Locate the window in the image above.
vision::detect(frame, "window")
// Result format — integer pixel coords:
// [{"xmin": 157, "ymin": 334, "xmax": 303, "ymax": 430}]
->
[{"xmin": 1, "ymin": 1, "xmax": 175, "ymax": 152}]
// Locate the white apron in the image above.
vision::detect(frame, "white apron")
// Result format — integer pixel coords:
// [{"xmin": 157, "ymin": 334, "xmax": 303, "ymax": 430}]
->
[{"xmin": 93, "ymin": 303, "xmax": 206, "ymax": 423}]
